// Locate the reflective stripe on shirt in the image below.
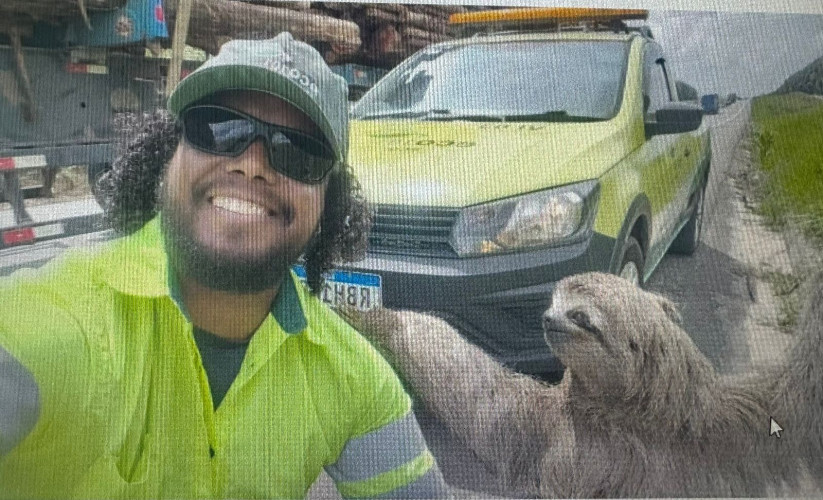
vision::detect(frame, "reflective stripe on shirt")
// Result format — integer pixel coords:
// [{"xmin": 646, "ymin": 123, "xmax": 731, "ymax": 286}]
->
[
  {"xmin": 373, "ymin": 466, "xmax": 450, "ymax": 499},
  {"xmin": 325, "ymin": 410, "xmax": 447, "ymax": 497},
  {"xmin": 0, "ymin": 345, "xmax": 39, "ymax": 456}
]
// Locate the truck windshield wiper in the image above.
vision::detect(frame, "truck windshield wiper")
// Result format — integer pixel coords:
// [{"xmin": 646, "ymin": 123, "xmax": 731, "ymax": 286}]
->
[
  {"xmin": 504, "ymin": 110, "xmax": 605, "ymax": 122},
  {"xmin": 355, "ymin": 109, "xmax": 603, "ymax": 122},
  {"xmin": 423, "ymin": 112, "xmax": 507, "ymax": 122},
  {"xmin": 356, "ymin": 109, "xmax": 507, "ymax": 121},
  {"xmin": 354, "ymin": 110, "xmax": 436, "ymax": 120}
]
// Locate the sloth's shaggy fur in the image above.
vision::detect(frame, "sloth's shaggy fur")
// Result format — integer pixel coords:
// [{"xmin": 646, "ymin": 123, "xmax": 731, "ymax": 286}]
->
[{"xmin": 343, "ymin": 272, "xmax": 823, "ymax": 497}]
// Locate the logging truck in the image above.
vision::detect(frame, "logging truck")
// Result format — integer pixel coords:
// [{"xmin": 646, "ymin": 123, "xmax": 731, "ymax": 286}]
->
[
  {"xmin": 0, "ymin": 0, "xmax": 464, "ymax": 250},
  {"xmin": 0, "ymin": 0, "xmax": 187, "ymax": 248}
]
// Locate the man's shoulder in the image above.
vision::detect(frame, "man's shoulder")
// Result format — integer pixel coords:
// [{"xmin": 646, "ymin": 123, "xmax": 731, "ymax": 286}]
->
[
  {"xmin": 296, "ymin": 285, "xmax": 404, "ymax": 382},
  {"xmin": 296, "ymin": 288, "xmax": 413, "ymax": 434},
  {"xmin": 300, "ymin": 291, "xmax": 381, "ymax": 358}
]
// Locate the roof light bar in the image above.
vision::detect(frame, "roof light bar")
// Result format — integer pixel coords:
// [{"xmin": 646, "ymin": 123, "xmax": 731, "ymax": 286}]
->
[{"xmin": 450, "ymin": 7, "xmax": 648, "ymax": 28}]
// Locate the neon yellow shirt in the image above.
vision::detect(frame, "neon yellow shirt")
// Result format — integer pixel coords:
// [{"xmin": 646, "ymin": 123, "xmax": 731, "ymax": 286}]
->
[{"xmin": 0, "ymin": 218, "xmax": 442, "ymax": 498}]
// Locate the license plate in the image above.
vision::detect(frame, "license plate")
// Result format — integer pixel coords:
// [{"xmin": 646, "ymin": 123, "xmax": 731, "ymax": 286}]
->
[{"xmin": 292, "ymin": 265, "xmax": 382, "ymax": 311}]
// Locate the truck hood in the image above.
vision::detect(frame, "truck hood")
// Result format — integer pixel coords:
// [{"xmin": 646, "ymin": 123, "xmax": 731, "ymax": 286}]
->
[{"xmin": 349, "ymin": 119, "xmax": 635, "ymax": 207}]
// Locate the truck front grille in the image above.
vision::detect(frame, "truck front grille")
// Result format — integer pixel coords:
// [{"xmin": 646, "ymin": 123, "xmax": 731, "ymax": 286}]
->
[{"xmin": 368, "ymin": 204, "xmax": 460, "ymax": 257}]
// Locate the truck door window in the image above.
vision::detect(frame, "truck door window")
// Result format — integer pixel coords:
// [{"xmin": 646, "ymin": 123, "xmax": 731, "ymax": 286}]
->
[
  {"xmin": 642, "ymin": 46, "xmax": 671, "ymax": 121},
  {"xmin": 659, "ymin": 58, "xmax": 678, "ymax": 101}
]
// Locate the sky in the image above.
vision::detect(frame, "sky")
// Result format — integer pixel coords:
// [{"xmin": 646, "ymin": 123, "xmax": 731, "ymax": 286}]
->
[{"xmin": 646, "ymin": 10, "xmax": 823, "ymax": 96}]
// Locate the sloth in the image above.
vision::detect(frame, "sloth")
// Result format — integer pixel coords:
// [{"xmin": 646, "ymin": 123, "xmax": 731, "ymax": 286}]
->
[{"xmin": 342, "ymin": 272, "xmax": 823, "ymax": 497}]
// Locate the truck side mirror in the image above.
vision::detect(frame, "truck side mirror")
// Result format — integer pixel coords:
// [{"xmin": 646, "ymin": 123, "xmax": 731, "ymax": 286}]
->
[{"xmin": 646, "ymin": 102, "xmax": 703, "ymax": 137}]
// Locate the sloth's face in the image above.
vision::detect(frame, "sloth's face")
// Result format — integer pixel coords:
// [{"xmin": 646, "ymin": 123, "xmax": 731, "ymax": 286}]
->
[
  {"xmin": 543, "ymin": 272, "xmax": 682, "ymax": 393},
  {"xmin": 543, "ymin": 280, "xmax": 623, "ymax": 389},
  {"xmin": 542, "ymin": 289, "xmax": 606, "ymax": 352}
]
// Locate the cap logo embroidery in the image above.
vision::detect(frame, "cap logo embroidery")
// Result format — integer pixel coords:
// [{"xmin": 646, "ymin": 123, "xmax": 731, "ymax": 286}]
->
[
  {"xmin": 261, "ymin": 55, "xmax": 319, "ymax": 96},
  {"xmin": 169, "ymin": 33, "xmax": 344, "ymax": 159}
]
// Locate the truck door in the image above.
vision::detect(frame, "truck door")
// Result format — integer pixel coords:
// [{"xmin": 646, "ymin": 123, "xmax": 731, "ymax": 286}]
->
[{"xmin": 639, "ymin": 43, "xmax": 691, "ymax": 261}]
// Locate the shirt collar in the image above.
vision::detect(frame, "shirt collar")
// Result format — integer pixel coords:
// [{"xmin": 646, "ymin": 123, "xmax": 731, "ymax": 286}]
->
[{"xmin": 99, "ymin": 216, "xmax": 310, "ymax": 337}]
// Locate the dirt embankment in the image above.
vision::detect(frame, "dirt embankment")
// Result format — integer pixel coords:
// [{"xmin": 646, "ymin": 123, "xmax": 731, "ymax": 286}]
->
[{"xmin": 730, "ymin": 117, "xmax": 822, "ymax": 367}]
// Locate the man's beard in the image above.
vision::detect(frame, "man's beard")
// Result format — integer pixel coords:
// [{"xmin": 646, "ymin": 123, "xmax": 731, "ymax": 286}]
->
[{"xmin": 159, "ymin": 191, "xmax": 309, "ymax": 294}]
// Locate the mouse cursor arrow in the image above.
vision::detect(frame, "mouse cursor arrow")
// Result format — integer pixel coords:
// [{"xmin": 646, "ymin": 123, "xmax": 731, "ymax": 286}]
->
[{"xmin": 770, "ymin": 417, "xmax": 783, "ymax": 438}]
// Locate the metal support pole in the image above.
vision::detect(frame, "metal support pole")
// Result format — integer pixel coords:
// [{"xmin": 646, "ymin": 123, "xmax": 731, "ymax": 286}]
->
[{"xmin": 165, "ymin": 0, "xmax": 193, "ymax": 99}]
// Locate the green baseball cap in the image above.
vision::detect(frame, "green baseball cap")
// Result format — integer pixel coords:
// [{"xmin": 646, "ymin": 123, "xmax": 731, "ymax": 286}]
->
[{"xmin": 168, "ymin": 32, "xmax": 349, "ymax": 162}]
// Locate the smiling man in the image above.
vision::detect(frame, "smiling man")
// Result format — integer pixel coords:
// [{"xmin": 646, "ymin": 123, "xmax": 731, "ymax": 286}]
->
[{"xmin": 0, "ymin": 33, "xmax": 446, "ymax": 498}]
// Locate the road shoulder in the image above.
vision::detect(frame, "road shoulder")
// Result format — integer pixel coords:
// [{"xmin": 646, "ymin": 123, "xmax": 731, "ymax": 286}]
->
[{"xmin": 729, "ymin": 115, "xmax": 822, "ymax": 368}]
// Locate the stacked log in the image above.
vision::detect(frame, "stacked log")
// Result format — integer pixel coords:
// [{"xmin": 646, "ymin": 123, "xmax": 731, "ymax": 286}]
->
[
  {"xmin": 163, "ymin": 0, "xmax": 361, "ymax": 56},
  {"xmin": 239, "ymin": 1, "xmax": 311, "ymax": 9},
  {"xmin": 2, "ymin": 1, "xmax": 496, "ymax": 69},
  {"xmin": 311, "ymin": 2, "xmax": 466, "ymax": 67},
  {"xmin": 170, "ymin": 1, "xmax": 490, "ymax": 68}
]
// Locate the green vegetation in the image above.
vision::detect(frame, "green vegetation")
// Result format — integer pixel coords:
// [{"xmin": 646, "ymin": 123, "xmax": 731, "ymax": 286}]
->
[
  {"xmin": 750, "ymin": 92, "xmax": 823, "ymax": 242},
  {"xmin": 761, "ymin": 268, "xmax": 803, "ymax": 331}
]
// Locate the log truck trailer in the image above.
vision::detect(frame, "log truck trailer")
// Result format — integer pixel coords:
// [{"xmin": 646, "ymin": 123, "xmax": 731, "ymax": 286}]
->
[{"xmin": 0, "ymin": 0, "xmax": 199, "ymax": 249}]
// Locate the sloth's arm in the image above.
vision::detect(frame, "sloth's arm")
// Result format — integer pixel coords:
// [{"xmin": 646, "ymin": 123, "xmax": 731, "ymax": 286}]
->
[
  {"xmin": 766, "ymin": 274, "xmax": 823, "ymax": 487},
  {"xmin": 342, "ymin": 307, "xmax": 572, "ymax": 488}
]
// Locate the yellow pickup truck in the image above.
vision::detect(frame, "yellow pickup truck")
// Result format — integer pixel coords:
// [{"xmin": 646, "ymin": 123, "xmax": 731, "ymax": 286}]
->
[{"xmin": 331, "ymin": 8, "xmax": 711, "ymax": 375}]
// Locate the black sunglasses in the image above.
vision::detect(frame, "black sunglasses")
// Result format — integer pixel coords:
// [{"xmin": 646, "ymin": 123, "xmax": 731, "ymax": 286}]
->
[{"xmin": 180, "ymin": 105, "xmax": 337, "ymax": 184}]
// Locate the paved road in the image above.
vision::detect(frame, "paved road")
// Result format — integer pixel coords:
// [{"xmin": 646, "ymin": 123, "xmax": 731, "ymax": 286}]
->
[
  {"xmin": 0, "ymin": 102, "xmax": 758, "ymax": 498},
  {"xmin": 645, "ymin": 101, "xmax": 754, "ymax": 374}
]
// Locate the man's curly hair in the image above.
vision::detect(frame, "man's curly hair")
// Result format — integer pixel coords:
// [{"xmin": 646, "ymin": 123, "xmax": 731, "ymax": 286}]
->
[{"xmin": 97, "ymin": 110, "xmax": 372, "ymax": 294}]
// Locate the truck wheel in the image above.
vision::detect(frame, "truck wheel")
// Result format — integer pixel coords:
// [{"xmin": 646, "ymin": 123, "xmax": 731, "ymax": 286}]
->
[
  {"xmin": 87, "ymin": 163, "xmax": 112, "ymax": 208},
  {"xmin": 618, "ymin": 236, "xmax": 644, "ymax": 286},
  {"xmin": 670, "ymin": 185, "xmax": 704, "ymax": 255}
]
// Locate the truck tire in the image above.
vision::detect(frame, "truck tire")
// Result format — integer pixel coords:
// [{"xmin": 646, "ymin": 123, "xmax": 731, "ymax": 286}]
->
[
  {"xmin": 87, "ymin": 163, "xmax": 112, "ymax": 208},
  {"xmin": 617, "ymin": 236, "xmax": 644, "ymax": 286},
  {"xmin": 670, "ymin": 185, "xmax": 704, "ymax": 255}
]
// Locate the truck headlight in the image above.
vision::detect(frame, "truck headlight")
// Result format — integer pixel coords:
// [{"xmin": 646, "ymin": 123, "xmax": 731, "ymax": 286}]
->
[{"xmin": 450, "ymin": 180, "xmax": 600, "ymax": 257}]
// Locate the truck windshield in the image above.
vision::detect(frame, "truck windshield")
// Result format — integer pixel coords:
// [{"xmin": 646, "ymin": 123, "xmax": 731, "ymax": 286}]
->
[{"xmin": 352, "ymin": 40, "xmax": 630, "ymax": 122}]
